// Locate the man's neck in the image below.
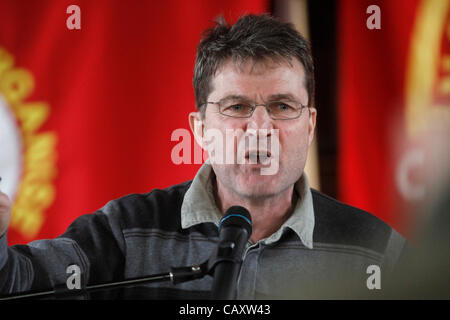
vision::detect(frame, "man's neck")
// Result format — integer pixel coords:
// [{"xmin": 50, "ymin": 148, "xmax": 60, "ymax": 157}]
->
[{"xmin": 213, "ymin": 178, "xmax": 298, "ymax": 244}]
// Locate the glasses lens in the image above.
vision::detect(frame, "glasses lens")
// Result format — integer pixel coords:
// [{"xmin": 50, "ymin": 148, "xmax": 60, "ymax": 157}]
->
[
  {"xmin": 268, "ymin": 101, "xmax": 301, "ymax": 119},
  {"xmin": 220, "ymin": 103, "xmax": 253, "ymax": 118}
]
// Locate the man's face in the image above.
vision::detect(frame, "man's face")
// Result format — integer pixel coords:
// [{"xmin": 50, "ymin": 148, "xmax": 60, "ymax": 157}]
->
[{"xmin": 190, "ymin": 58, "xmax": 316, "ymax": 199}]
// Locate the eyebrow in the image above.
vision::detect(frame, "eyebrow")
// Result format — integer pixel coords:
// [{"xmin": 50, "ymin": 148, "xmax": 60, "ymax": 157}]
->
[
  {"xmin": 217, "ymin": 94, "xmax": 251, "ymax": 103},
  {"xmin": 218, "ymin": 93, "xmax": 299, "ymax": 103},
  {"xmin": 267, "ymin": 93, "xmax": 299, "ymax": 101}
]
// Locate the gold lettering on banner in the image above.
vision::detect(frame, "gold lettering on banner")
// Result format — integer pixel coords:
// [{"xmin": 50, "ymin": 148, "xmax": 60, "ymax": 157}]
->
[
  {"xmin": 397, "ymin": 0, "xmax": 450, "ymax": 204},
  {"xmin": 0, "ymin": 47, "xmax": 57, "ymax": 239},
  {"xmin": 405, "ymin": 0, "xmax": 450, "ymax": 135}
]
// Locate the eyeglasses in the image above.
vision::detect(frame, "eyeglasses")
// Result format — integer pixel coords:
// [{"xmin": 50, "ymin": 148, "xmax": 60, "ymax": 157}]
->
[{"xmin": 203, "ymin": 100, "xmax": 307, "ymax": 120}]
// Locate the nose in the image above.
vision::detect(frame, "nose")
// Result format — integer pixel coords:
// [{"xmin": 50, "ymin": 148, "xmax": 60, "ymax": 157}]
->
[{"xmin": 246, "ymin": 105, "xmax": 274, "ymax": 134}]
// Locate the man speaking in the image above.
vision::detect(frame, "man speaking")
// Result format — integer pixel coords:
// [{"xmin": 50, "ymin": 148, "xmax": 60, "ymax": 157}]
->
[{"xmin": 0, "ymin": 14, "xmax": 410, "ymax": 299}]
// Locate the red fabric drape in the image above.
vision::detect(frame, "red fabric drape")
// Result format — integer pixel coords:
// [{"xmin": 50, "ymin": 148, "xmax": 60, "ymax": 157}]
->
[{"xmin": 0, "ymin": 0, "xmax": 269, "ymax": 245}]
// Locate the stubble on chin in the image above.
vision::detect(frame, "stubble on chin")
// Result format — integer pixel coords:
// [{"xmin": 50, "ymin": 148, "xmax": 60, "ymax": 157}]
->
[{"xmin": 213, "ymin": 162, "xmax": 299, "ymax": 201}]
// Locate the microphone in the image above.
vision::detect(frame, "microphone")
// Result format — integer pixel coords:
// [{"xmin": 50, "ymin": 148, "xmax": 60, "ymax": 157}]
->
[{"xmin": 210, "ymin": 206, "xmax": 252, "ymax": 299}]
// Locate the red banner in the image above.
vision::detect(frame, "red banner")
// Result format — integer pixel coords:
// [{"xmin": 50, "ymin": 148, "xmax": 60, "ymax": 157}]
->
[
  {"xmin": 0, "ymin": 0, "xmax": 268, "ymax": 245},
  {"xmin": 337, "ymin": 0, "xmax": 450, "ymax": 238}
]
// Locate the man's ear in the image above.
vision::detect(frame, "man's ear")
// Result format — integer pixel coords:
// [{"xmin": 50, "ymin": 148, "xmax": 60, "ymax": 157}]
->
[
  {"xmin": 189, "ymin": 111, "xmax": 205, "ymax": 149},
  {"xmin": 307, "ymin": 107, "xmax": 317, "ymax": 147}
]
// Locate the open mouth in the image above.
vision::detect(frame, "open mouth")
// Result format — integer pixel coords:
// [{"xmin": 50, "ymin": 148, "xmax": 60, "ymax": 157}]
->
[{"xmin": 245, "ymin": 150, "xmax": 272, "ymax": 164}]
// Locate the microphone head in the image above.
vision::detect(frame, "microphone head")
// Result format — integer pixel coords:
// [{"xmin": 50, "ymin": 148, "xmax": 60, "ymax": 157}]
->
[{"xmin": 219, "ymin": 206, "xmax": 252, "ymax": 236}]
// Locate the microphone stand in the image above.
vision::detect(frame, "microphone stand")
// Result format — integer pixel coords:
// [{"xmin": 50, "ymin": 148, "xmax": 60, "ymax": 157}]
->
[
  {"xmin": 0, "ymin": 263, "xmax": 209, "ymax": 300},
  {"xmin": 1, "ymin": 210, "xmax": 249, "ymax": 301},
  {"xmin": 0, "ymin": 247, "xmax": 239, "ymax": 300}
]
